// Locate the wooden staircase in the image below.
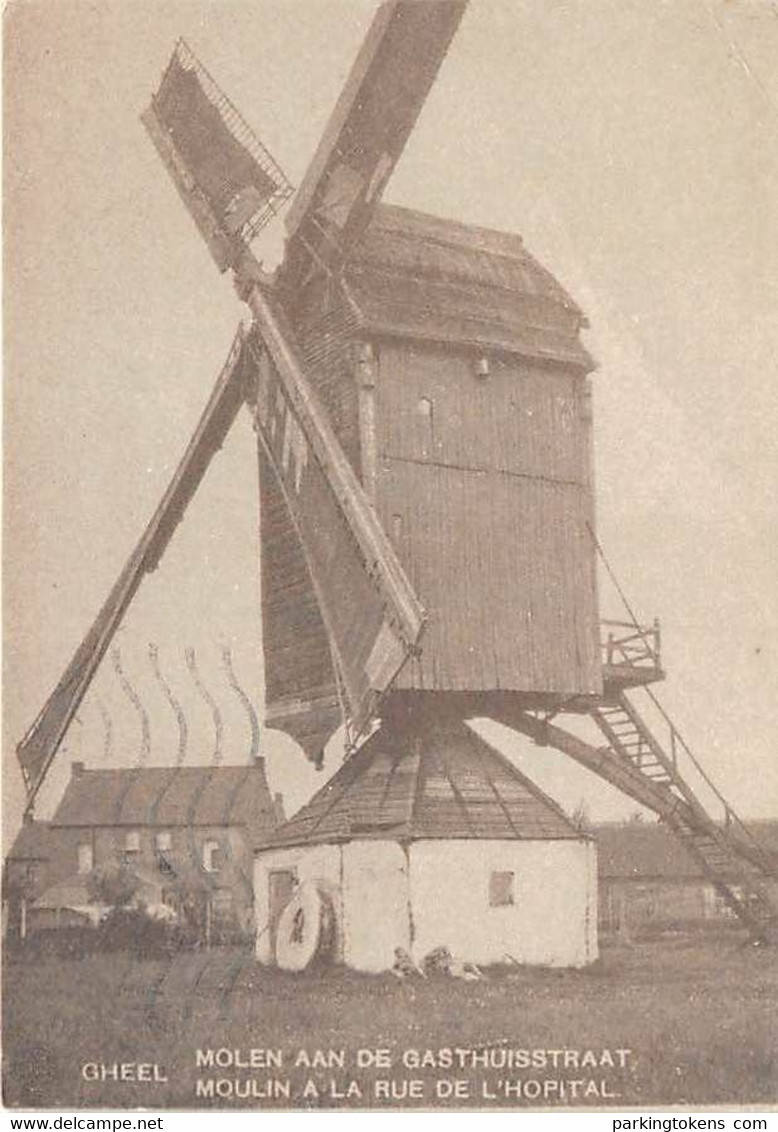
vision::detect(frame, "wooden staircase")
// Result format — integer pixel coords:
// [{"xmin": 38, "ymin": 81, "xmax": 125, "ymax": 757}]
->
[{"xmin": 592, "ymin": 692, "xmax": 778, "ymax": 942}]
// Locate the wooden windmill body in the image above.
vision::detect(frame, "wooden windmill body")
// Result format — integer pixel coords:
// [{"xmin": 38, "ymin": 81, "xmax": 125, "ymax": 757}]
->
[
  {"xmin": 263, "ymin": 202, "xmax": 602, "ymax": 758},
  {"xmin": 16, "ymin": 2, "xmax": 777, "ymax": 947}
]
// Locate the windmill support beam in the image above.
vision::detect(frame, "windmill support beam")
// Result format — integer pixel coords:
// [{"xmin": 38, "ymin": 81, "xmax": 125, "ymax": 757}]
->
[
  {"xmin": 491, "ymin": 706, "xmax": 768, "ymax": 871},
  {"xmin": 492, "ymin": 707, "xmax": 690, "ymax": 822}
]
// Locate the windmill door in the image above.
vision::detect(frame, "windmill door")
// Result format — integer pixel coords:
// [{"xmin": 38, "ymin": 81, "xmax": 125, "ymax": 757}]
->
[{"xmin": 268, "ymin": 869, "xmax": 297, "ymax": 961}]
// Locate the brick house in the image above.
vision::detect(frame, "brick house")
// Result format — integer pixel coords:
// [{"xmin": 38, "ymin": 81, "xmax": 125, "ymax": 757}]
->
[{"xmin": 5, "ymin": 759, "xmax": 282, "ymax": 941}]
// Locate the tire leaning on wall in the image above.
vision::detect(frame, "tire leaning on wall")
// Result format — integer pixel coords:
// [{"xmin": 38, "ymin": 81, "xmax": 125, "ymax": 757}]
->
[{"xmin": 275, "ymin": 884, "xmax": 333, "ymax": 971}]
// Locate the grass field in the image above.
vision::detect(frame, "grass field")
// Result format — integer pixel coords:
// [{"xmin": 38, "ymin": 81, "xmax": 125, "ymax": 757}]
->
[{"xmin": 3, "ymin": 930, "xmax": 777, "ymax": 1110}]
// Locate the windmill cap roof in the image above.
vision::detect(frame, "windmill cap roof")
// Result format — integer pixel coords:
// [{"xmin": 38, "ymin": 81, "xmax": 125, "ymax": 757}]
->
[
  {"xmin": 342, "ymin": 204, "xmax": 593, "ymax": 369},
  {"xmin": 258, "ymin": 721, "xmax": 586, "ymax": 851},
  {"xmin": 362, "ymin": 204, "xmax": 574, "ymax": 304}
]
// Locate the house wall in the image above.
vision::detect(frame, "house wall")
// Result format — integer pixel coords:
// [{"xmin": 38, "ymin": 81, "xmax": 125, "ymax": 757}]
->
[
  {"xmin": 409, "ymin": 838, "xmax": 598, "ymax": 968},
  {"xmin": 2, "ymin": 859, "xmax": 47, "ymax": 941},
  {"xmin": 373, "ymin": 341, "xmax": 601, "ymax": 697},
  {"xmin": 599, "ymin": 879, "xmax": 725, "ymax": 934},
  {"xmin": 3, "ymin": 858, "xmax": 45, "ymax": 896},
  {"xmin": 254, "ymin": 843, "xmax": 342, "ymax": 965},
  {"xmin": 42, "ymin": 824, "xmax": 256, "ymax": 933}
]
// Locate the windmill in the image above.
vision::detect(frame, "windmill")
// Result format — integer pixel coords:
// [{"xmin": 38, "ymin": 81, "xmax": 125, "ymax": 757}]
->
[{"xmin": 16, "ymin": 1, "xmax": 776, "ymax": 945}]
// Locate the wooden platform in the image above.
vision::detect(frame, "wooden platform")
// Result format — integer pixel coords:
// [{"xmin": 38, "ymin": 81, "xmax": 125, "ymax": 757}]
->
[{"xmin": 601, "ymin": 619, "xmax": 664, "ymax": 693}]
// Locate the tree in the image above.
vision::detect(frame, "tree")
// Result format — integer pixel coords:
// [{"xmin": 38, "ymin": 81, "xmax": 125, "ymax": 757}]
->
[
  {"xmin": 86, "ymin": 864, "xmax": 140, "ymax": 908},
  {"xmin": 571, "ymin": 799, "xmax": 592, "ymax": 834}
]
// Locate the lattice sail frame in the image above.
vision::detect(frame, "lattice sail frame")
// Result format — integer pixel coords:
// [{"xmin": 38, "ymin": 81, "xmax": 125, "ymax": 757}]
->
[{"xmin": 151, "ymin": 38, "xmax": 293, "ymax": 246}]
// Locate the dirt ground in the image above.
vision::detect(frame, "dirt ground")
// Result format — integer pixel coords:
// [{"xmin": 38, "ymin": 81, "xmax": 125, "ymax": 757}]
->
[{"xmin": 3, "ymin": 930, "xmax": 776, "ymax": 1110}]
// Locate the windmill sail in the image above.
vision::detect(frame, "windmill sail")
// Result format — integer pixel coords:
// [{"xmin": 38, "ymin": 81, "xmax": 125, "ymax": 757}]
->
[
  {"xmin": 16, "ymin": 329, "xmax": 249, "ymax": 809},
  {"xmin": 257, "ymin": 442, "xmax": 342, "ymax": 762},
  {"xmin": 244, "ymin": 285, "xmax": 426, "ymax": 752},
  {"xmin": 284, "ymin": 0, "xmax": 467, "ymax": 282},
  {"xmin": 142, "ymin": 40, "xmax": 293, "ymax": 272},
  {"xmin": 141, "ymin": 37, "xmax": 427, "ymax": 755}
]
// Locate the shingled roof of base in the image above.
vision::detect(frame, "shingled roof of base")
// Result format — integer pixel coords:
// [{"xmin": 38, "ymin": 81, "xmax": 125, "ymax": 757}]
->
[{"xmin": 260, "ymin": 723, "xmax": 583, "ymax": 849}]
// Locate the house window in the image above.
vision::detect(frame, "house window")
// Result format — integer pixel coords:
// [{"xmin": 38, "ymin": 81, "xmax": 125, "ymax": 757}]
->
[
  {"xmin": 77, "ymin": 842, "xmax": 93, "ymax": 875},
  {"xmin": 489, "ymin": 871, "xmax": 514, "ymax": 907},
  {"xmin": 155, "ymin": 831, "xmax": 174, "ymax": 875},
  {"xmin": 124, "ymin": 831, "xmax": 140, "ymax": 854},
  {"xmin": 203, "ymin": 841, "xmax": 223, "ymax": 874},
  {"xmin": 712, "ymin": 887, "xmax": 737, "ymax": 919}
]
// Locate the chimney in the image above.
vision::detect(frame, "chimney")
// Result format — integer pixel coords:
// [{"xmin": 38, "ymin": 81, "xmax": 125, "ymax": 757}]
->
[
  {"xmin": 71, "ymin": 761, "xmax": 85, "ymax": 777},
  {"xmin": 273, "ymin": 792, "xmax": 286, "ymax": 824}
]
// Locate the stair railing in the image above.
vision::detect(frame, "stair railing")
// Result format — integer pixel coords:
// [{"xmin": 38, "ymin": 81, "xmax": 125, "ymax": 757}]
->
[
  {"xmin": 602, "ymin": 618, "xmax": 661, "ymax": 670},
  {"xmin": 589, "ymin": 524, "xmax": 776, "ymax": 878},
  {"xmin": 636, "ymin": 685, "xmax": 776, "ymax": 875}
]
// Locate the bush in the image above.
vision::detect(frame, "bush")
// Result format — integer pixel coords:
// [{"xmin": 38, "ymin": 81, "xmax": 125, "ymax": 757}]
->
[
  {"xmin": 86, "ymin": 865, "xmax": 141, "ymax": 907},
  {"xmin": 20, "ymin": 926, "xmax": 100, "ymax": 959}
]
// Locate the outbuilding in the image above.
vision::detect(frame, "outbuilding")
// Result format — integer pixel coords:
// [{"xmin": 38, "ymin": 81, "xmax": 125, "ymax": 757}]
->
[{"xmin": 255, "ymin": 718, "xmax": 598, "ymax": 973}]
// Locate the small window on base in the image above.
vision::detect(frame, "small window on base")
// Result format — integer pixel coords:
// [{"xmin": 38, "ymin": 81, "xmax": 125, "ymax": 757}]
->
[
  {"xmin": 203, "ymin": 840, "xmax": 223, "ymax": 874},
  {"xmin": 489, "ymin": 870, "xmax": 514, "ymax": 907}
]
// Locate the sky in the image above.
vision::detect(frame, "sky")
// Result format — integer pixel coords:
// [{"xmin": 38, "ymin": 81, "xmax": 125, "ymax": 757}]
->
[{"xmin": 3, "ymin": 0, "xmax": 778, "ymax": 845}]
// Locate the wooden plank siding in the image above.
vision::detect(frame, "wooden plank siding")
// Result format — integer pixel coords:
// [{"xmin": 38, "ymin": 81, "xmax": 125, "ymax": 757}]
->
[{"xmin": 373, "ymin": 342, "xmax": 602, "ymax": 696}]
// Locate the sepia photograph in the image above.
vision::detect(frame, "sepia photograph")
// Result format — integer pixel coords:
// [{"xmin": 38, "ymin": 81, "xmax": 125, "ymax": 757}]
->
[{"xmin": 2, "ymin": 0, "xmax": 777, "ymax": 1113}]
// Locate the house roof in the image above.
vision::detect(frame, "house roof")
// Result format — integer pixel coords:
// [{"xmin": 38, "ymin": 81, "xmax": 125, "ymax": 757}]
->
[
  {"xmin": 51, "ymin": 762, "xmax": 278, "ymax": 847},
  {"xmin": 33, "ymin": 875, "xmax": 94, "ymax": 911},
  {"xmin": 595, "ymin": 820, "xmax": 778, "ymax": 881},
  {"xmin": 260, "ymin": 720, "xmax": 583, "ymax": 850},
  {"xmin": 343, "ymin": 204, "xmax": 594, "ymax": 370},
  {"xmin": 7, "ymin": 821, "xmax": 52, "ymax": 861}
]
